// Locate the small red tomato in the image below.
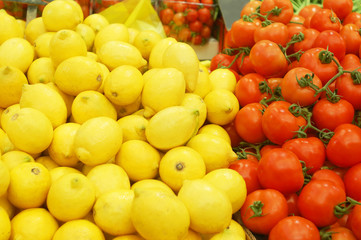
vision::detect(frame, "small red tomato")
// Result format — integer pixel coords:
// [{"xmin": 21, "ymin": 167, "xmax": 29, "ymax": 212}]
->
[
  {"xmin": 228, "ymin": 158, "xmax": 261, "ymax": 194},
  {"xmin": 173, "ymin": 12, "xmax": 186, "ymax": 26},
  {"xmin": 185, "ymin": 8, "xmax": 198, "ymax": 22},
  {"xmin": 159, "ymin": 8, "xmax": 174, "ymax": 25},
  {"xmin": 189, "ymin": 20, "xmax": 202, "ymax": 32},
  {"xmin": 198, "ymin": 7, "xmax": 211, "ymax": 23},
  {"xmin": 343, "ymin": 12, "xmax": 361, "ymax": 28},
  {"xmin": 343, "ymin": 163, "xmax": 361, "ymax": 201},
  {"xmin": 200, "ymin": 25, "xmax": 211, "ymax": 39}
]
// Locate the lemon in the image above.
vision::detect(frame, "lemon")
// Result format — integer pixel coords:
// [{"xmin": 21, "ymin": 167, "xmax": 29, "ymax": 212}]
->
[
  {"xmin": 10, "ymin": 208, "xmax": 59, "ymax": 240},
  {"xmin": 141, "ymin": 68, "xmax": 159, "ymax": 84},
  {"xmin": 207, "ymin": 220, "xmax": 246, "ymax": 240},
  {"xmin": 72, "ymin": 90, "xmax": 117, "ymax": 124},
  {"xmin": 0, "ymin": 194, "xmax": 15, "ymax": 219},
  {"xmin": 128, "ymin": 28, "xmax": 140, "ymax": 45},
  {"xmin": 60, "ymin": 0, "xmax": 84, "ymax": 22},
  {"xmin": 104, "ymin": 65, "xmax": 143, "ymax": 106},
  {"xmin": 42, "ymin": 0, "xmax": 82, "ymax": 32},
  {"xmin": 113, "ymin": 235, "xmax": 144, "ymax": 240},
  {"xmin": 114, "ymin": 96, "xmax": 142, "ymax": 118},
  {"xmin": 0, "ymin": 108, "xmax": 3, "ymax": 128},
  {"xmin": 87, "ymin": 51, "xmax": 99, "ymax": 61},
  {"xmin": 184, "ymin": 229, "xmax": 202, "ymax": 240},
  {"xmin": 20, "ymin": 83, "xmax": 67, "ymax": 128},
  {"xmin": 0, "ymin": 207, "xmax": 11, "ymax": 240},
  {"xmin": 35, "ymin": 156, "xmax": 60, "ymax": 170},
  {"xmin": 133, "ymin": 30, "xmax": 163, "ymax": 60},
  {"xmin": 1, "ymin": 104, "xmax": 20, "ymax": 132},
  {"xmin": 141, "ymin": 68, "xmax": 185, "ymax": 118},
  {"xmin": 0, "ymin": 66, "xmax": 28, "ymax": 109},
  {"xmin": 197, "ymin": 124, "xmax": 231, "ymax": 144},
  {"xmin": 54, "ymin": 56, "xmax": 102, "ymax": 96},
  {"xmin": 5, "ymin": 108, "xmax": 53, "ymax": 154},
  {"xmin": 81, "ymin": 158, "xmax": 116, "ymax": 176},
  {"xmin": 209, "ymin": 69, "xmax": 237, "ymax": 92},
  {"xmin": 117, "ymin": 115, "xmax": 148, "ymax": 142},
  {"xmin": 49, "ymin": 166, "xmax": 81, "ymax": 183},
  {"xmin": 46, "ymin": 82, "xmax": 74, "ymax": 118},
  {"xmin": 162, "ymin": 42, "xmax": 199, "ymax": 92},
  {"xmin": 16, "ymin": 19, "xmax": 26, "ymax": 37},
  {"xmin": 148, "ymin": 37, "xmax": 177, "ymax": 69},
  {"xmin": 131, "ymin": 188, "xmax": 190, "ymax": 240},
  {"xmin": 76, "ymin": 23, "xmax": 95, "ymax": 51},
  {"xmin": 0, "ymin": 128, "xmax": 15, "ymax": 155},
  {"xmin": 52, "ymin": 219, "xmax": 105, "ymax": 240},
  {"xmin": 0, "ymin": 9, "xmax": 23, "ymax": 45},
  {"xmin": 145, "ymin": 106, "xmax": 199, "ymax": 151},
  {"xmin": 93, "ymin": 189, "xmax": 135, "ymax": 235},
  {"xmin": 130, "ymin": 179, "xmax": 175, "ymax": 196},
  {"xmin": 204, "ymin": 89, "xmax": 239, "ymax": 126},
  {"xmin": 159, "ymin": 146, "xmax": 206, "ymax": 192},
  {"xmin": 8, "ymin": 162, "xmax": 51, "ymax": 209},
  {"xmin": 1, "ymin": 150, "xmax": 34, "ymax": 171},
  {"xmin": 193, "ymin": 63, "xmax": 212, "ymax": 98},
  {"xmin": 49, "ymin": 29, "xmax": 87, "ymax": 67},
  {"xmin": 94, "ymin": 23, "xmax": 129, "ymax": 52},
  {"xmin": 83, "ymin": 13, "xmax": 109, "ymax": 34},
  {"xmin": 34, "ymin": 32, "xmax": 56, "ymax": 58},
  {"xmin": 24, "ymin": 17, "xmax": 47, "ymax": 45},
  {"xmin": 96, "ymin": 62, "xmax": 110, "ymax": 93},
  {"xmin": 115, "ymin": 140, "xmax": 160, "ymax": 182},
  {"xmin": 74, "ymin": 117, "xmax": 123, "ymax": 166},
  {"xmin": 181, "ymin": 93, "xmax": 207, "ymax": 129},
  {"xmin": 98, "ymin": 41, "xmax": 147, "ymax": 71},
  {"xmin": 178, "ymin": 179, "xmax": 232, "ymax": 234},
  {"xmin": 27, "ymin": 57, "xmax": 55, "ymax": 84},
  {"xmin": 0, "ymin": 38, "xmax": 34, "ymax": 73},
  {"xmin": 186, "ymin": 134, "xmax": 238, "ymax": 173},
  {"xmin": 0, "ymin": 160, "xmax": 10, "ymax": 197},
  {"xmin": 47, "ymin": 172, "xmax": 96, "ymax": 222}
]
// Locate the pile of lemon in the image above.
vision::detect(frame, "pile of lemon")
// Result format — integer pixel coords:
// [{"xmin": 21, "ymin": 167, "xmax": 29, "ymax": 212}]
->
[{"xmin": 0, "ymin": 1, "xmax": 248, "ymax": 239}]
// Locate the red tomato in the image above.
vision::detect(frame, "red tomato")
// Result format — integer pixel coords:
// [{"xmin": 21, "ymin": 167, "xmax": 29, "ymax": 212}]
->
[
  {"xmin": 341, "ymin": 54, "xmax": 361, "ymax": 70},
  {"xmin": 230, "ymin": 18, "xmax": 260, "ymax": 48},
  {"xmin": 312, "ymin": 30, "xmax": 346, "ymax": 61},
  {"xmin": 224, "ymin": 30, "xmax": 237, "ymax": 49},
  {"xmin": 173, "ymin": 2, "xmax": 187, "ymax": 13},
  {"xmin": 254, "ymin": 22, "xmax": 289, "ymax": 47},
  {"xmin": 186, "ymin": 0, "xmax": 200, "ymax": 9},
  {"xmin": 260, "ymin": 144, "xmax": 281, "ymax": 156},
  {"xmin": 189, "ymin": 20, "xmax": 202, "ymax": 32},
  {"xmin": 234, "ymin": 73, "xmax": 268, "ymax": 107},
  {"xmin": 159, "ymin": 8, "xmax": 174, "ymax": 25},
  {"xmin": 222, "ymin": 121, "xmax": 242, "ymax": 147},
  {"xmin": 240, "ymin": 0, "xmax": 262, "ymax": 17},
  {"xmin": 324, "ymin": 227, "xmax": 357, "ymax": 240},
  {"xmin": 299, "ymin": 4, "xmax": 322, "ymax": 20},
  {"xmin": 210, "ymin": 53, "xmax": 238, "ymax": 72},
  {"xmin": 186, "ymin": 8, "xmax": 199, "ymax": 22},
  {"xmin": 178, "ymin": 27, "xmax": 191, "ymax": 42},
  {"xmin": 198, "ymin": 7, "xmax": 211, "ymax": 23},
  {"xmin": 200, "ymin": 25, "xmax": 211, "ymax": 39},
  {"xmin": 269, "ymin": 216, "xmax": 320, "ymax": 240},
  {"xmin": 312, "ymin": 169, "xmax": 346, "ymax": 191},
  {"xmin": 323, "ymin": 0, "xmax": 353, "ymax": 20},
  {"xmin": 173, "ymin": 12, "xmax": 186, "ymax": 26},
  {"xmin": 287, "ymin": 23, "xmax": 306, "ymax": 45},
  {"xmin": 347, "ymin": 205, "xmax": 361, "ymax": 239},
  {"xmin": 343, "ymin": 163, "xmax": 361, "ymax": 201},
  {"xmin": 236, "ymin": 53, "xmax": 255, "ymax": 75},
  {"xmin": 309, "ymin": 8, "xmax": 341, "ymax": 33},
  {"xmin": 293, "ymin": 28, "xmax": 320, "ymax": 53},
  {"xmin": 190, "ymin": 34, "xmax": 202, "ymax": 45},
  {"xmin": 335, "ymin": 73, "xmax": 361, "ymax": 110},
  {"xmin": 228, "ymin": 158, "xmax": 261, "ymax": 194},
  {"xmin": 288, "ymin": 14, "xmax": 305, "ymax": 25},
  {"xmin": 259, "ymin": 0, "xmax": 294, "ymax": 25},
  {"xmin": 240, "ymin": 189, "xmax": 288, "ymax": 235},
  {"xmin": 284, "ymin": 193, "xmax": 300, "ymax": 216},
  {"xmin": 343, "ymin": 12, "xmax": 361, "ymax": 28},
  {"xmin": 340, "ymin": 24, "xmax": 361, "ymax": 55},
  {"xmin": 163, "ymin": 24, "xmax": 171, "ymax": 36}
]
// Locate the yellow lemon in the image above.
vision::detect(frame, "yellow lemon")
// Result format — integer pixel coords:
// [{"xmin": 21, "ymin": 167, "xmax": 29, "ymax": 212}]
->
[
  {"xmin": 131, "ymin": 188, "xmax": 190, "ymax": 240},
  {"xmin": 52, "ymin": 219, "xmax": 105, "ymax": 240},
  {"xmin": 24, "ymin": 17, "xmax": 47, "ymax": 45},
  {"xmin": 47, "ymin": 172, "xmax": 96, "ymax": 222},
  {"xmin": 130, "ymin": 179, "xmax": 174, "ymax": 196},
  {"xmin": 145, "ymin": 106, "xmax": 199, "ymax": 151},
  {"xmin": 197, "ymin": 124, "xmax": 231, "ymax": 144},
  {"xmin": 115, "ymin": 140, "xmax": 160, "ymax": 182},
  {"xmin": 133, "ymin": 30, "xmax": 162, "ymax": 60},
  {"xmin": 184, "ymin": 229, "xmax": 202, "ymax": 240},
  {"xmin": 86, "ymin": 164, "xmax": 130, "ymax": 198},
  {"xmin": 5, "ymin": 108, "xmax": 53, "ymax": 154},
  {"xmin": 27, "ymin": 57, "xmax": 55, "ymax": 84},
  {"xmin": 87, "ymin": 51, "xmax": 98, "ymax": 61},
  {"xmin": 42, "ymin": 0, "xmax": 82, "ymax": 32},
  {"xmin": 54, "ymin": 56, "xmax": 102, "ymax": 96},
  {"xmin": 8, "ymin": 162, "xmax": 51, "ymax": 209},
  {"xmin": 208, "ymin": 220, "xmax": 246, "ymax": 240},
  {"xmin": 74, "ymin": 117, "xmax": 123, "ymax": 166},
  {"xmin": 1, "ymin": 150, "xmax": 34, "ymax": 171},
  {"xmin": 162, "ymin": 42, "xmax": 199, "ymax": 92},
  {"xmin": 181, "ymin": 93, "xmax": 207, "ymax": 129},
  {"xmin": 34, "ymin": 32, "xmax": 56, "ymax": 58},
  {"xmin": 0, "ymin": 207, "xmax": 11, "ymax": 240},
  {"xmin": 209, "ymin": 68, "xmax": 237, "ymax": 92},
  {"xmin": 0, "ymin": 9, "xmax": 23, "ymax": 45},
  {"xmin": 186, "ymin": 134, "xmax": 238, "ymax": 173},
  {"xmin": 35, "ymin": 156, "xmax": 59, "ymax": 170},
  {"xmin": 0, "ymin": 194, "xmax": 15, "ymax": 219},
  {"xmin": 76, "ymin": 23, "xmax": 95, "ymax": 51},
  {"xmin": 20, "ymin": 83, "xmax": 67, "ymax": 128},
  {"xmin": 46, "ymin": 82, "xmax": 74, "ymax": 118},
  {"xmin": 81, "ymin": 157, "xmax": 116, "ymax": 176},
  {"xmin": 159, "ymin": 146, "xmax": 206, "ymax": 192},
  {"xmin": 49, "ymin": 29, "xmax": 87, "ymax": 67},
  {"xmin": 141, "ymin": 68, "xmax": 159, "ymax": 85},
  {"xmin": 117, "ymin": 115, "xmax": 148, "ymax": 142},
  {"xmin": 83, "ymin": 13, "xmax": 109, "ymax": 34},
  {"xmin": 0, "ymin": 160, "xmax": 10, "ymax": 197},
  {"xmin": 193, "ymin": 62, "xmax": 212, "ymax": 99},
  {"xmin": 0, "ymin": 66, "xmax": 28, "ymax": 109},
  {"xmin": 60, "ymin": 0, "xmax": 84, "ymax": 22},
  {"xmin": 0, "ymin": 108, "xmax": 3, "ymax": 128},
  {"xmin": 112, "ymin": 235, "xmax": 144, "ymax": 240},
  {"xmin": 1, "ymin": 104, "xmax": 20, "ymax": 133},
  {"xmin": 0, "ymin": 38, "xmax": 34, "ymax": 73},
  {"xmin": 93, "ymin": 189, "xmax": 135, "ymax": 235},
  {"xmin": 49, "ymin": 166, "xmax": 81, "ymax": 183},
  {"xmin": 72, "ymin": 90, "xmax": 117, "ymax": 124},
  {"xmin": 0, "ymin": 128, "xmax": 15, "ymax": 154},
  {"xmin": 10, "ymin": 208, "xmax": 59, "ymax": 240},
  {"xmin": 94, "ymin": 23, "xmax": 129, "ymax": 52},
  {"xmin": 104, "ymin": 65, "xmax": 143, "ymax": 106},
  {"xmin": 128, "ymin": 27, "xmax": 140, "ymax": 45},
  {"xmin": 96, "ymin": 62, "xmax": 110, "ymax": 93},
  {"xmin": 16, "ymin": 19, "xmax": 25, "ymax": 38},
  {"xmin": 114, "ymin": 96, "xmax": 142, "ymax": 118},
  {"xmin": 98, "ymin": 41, "xmax": 147, "ymax": 71},
  {"xmin": 204, "ymin": 89, "xmax": 239, "ymax": 125},
  {"xmin": 148, "ymin": 37, "xmax": 177, "ymax": 69}
]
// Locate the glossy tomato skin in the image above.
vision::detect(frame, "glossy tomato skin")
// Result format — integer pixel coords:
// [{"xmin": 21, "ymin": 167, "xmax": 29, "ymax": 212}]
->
[
  {"xmin": 234, "ymin": 73, "xmax": 268, "ymax": 107},
  {"xmin": 343, "ymin": 163, "xmax": 361, "ymax": 201},
  {"xmin": 335, "ymin": 73, "xmax": 361, "ymax": 110},
  {"xmin": 312, "ymin": 30, "xmax": 346, "ymax": 61},
  {"xmin": 340, "ymin": 24, "xmax": 361, "ymax": 55},
  {"xmin": 347, "ymin": 205, "xmax": 361, "ymax": 239},
  {"xmin": 323, "ymin": 0, "xmax": 353, "ymax": 20},
  {"xmin": 299, "ymin": 4, "xmax": 322, "ymax": 20},
  {"xmin": 236, "ymin": 53, "xmax": 255, "ymax": 75},
  {"xmin": 259, "ymin": 0, "xmax": 294, "ymax": 25},
  {"xmin": 343, "ymin": 12, "xmax": 361, "ymax": 28},
  {"xmin": 230, "ymin": 18, "xmax": 260, "ymax": 48},
  {"xmin": 240, "ymin": 0, "xmax": 262, "ymax": 18},
  {"xmin": 284, "ymin": 193, "xmax": 300, "ymax": 216},
  {"xmin": 309, "ymin": 8, "xmax": 341, "ymax": 33},
  {"xmin": 293, "ymin": 28, "xmax": 320, "ymax": 53},
  {"xmin": 222, "ymin": 121, "xmax": 242, "ymax": 147},
  {"xmin": 341, "ymin": 54, "xmax": 361, "ymax": 70},
  {"xmin": 260, "ymin": 144, "xmax": 281, "ymax": 156},
  {"xmin": 268, "ymin": 216, "xmax": 320, "ymax": 240},
  {"xmin": 312, "ymin": 169, "xmax": 346, "ymax": 191},
  {"xmin": 240, "ymin": 188, "xmax": 288, "ymax": 235},
  {"xmin": 210, "ymin": 53, "xmax": 238, "ymax": 72},
  {"xmin": 228, "ymin": 158, "xmax": 261, "ymax": 194},
  {"xmin": 254, "ymin": 22, "xmax": 289, "ymax": 47},
  {"xmin": 324, "ymin": 226, "xmax": 357, "ymax": 240}
]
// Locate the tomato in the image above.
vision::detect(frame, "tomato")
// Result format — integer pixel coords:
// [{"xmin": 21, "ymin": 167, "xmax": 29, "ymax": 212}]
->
[
  {"xmin": 163, "ymin": 24, "xmax": 171, "ymax": 37},
  {"xmin": 343, "ymin": 163, "xmax": 361, "ymax": 202},
  {"xmin": 200, "ymin": 25, "xmax": 211, "ymax": 39},
  {"xmin": 173, "ymin": 12, "xmax": 186, "ymax": 26},
  {"xmin": 198, "ymin": 7, "xmax": 211, "ymax": 23},
  {"xmin": 269, "ymin": 216, "xmax": 320, "ymax": 240},
  {"xmin": 312, "ymin": 169, "xmax": 346, "ymax": 191},
  {"xmin": 259, "ymin": 0, "xmax": 294, "ymax": 25},
  {"xmin": 240, "ymin": 188, "xmax": 288, "ymax": 235},
  {"xmin": 224, "ymin": 30, "xmax": 237, "ymax": 49},
  {"xmin": 309, "ymin": 8, "xmax": 341, "ymax": 33},
  {"xmin": 335, "ymin": 73, "xmax": 361, "ymax": 110},
  {"xmin": 222, "ymin": 121, "xmax": 242, "ymax": 147},
  {"xmin": 234, "ymin": 73, "xmax": 268, "ymax": 107},
  {"xmin": 160, "ymin": 8, "xmax": 174, "ymax": 25},
  {"xmin": 210, "ymin": 53, "xmax": 238, "ymax": 72},
  {"xmin": 186, "ymin": 0, "xmax": 200, "ymax": 9},
  {"xmin": 340, "ymin": 24, "xmax": 361, "ymax": 55},
  {"xmin": 230, "ymin": 18, "xmax": 260, "ymax": 48},
  {"xmin": 288, "ymin": 14, "xmax": 305, "ymax": 25},
  {"xmin": 173, "ymin": 2, "xmax": 187, "ymax": 13},
  {"xmin": 323, "ymin": 0, "xmax": 353, "ymax": 20},
  {"xmin": 299, "ymin": 4, "xmax": 322, "ymax": 20},
  {"xmin": 293, "ymin": 28, "xmax": 320, "ymax": 53},
  {"xmin": 343, "ymin": 12, "xmax": 361, "ymax": 28},
  {"xmin": 249, "ymin": 40, "xmax": 288, "ymax": 78},
  {"xmin": 234, "ymin": 103, "xmax": 266, "ymax": 144},
  {"xmin": 254, "ymin": 22, "xmax": 289, "ymax": 47},
  {"xmin": 267, "ymin": 77, "xmax": 282, "ymax": 92},
  {"xmin": 284, "ymin": 193, "xmax": 300, "ymax": 216},
  {"xmin": 189, "ymin": 20, "xmax": 202, "ymax": 32},
  {"xmin": 287, "ymin": 22, "xmax": 306, "ymax": 44},
  {"xmin": 185, "ymin": 8, "xmax": 199, "ymax": 22},
  {"xmin": 260, "ymin": 144, "xmax": 281, "ymax": 156},
  {"xmin": 236, "ymin": 53, "xmax": 255, "ymax": 75},
  {"xmin": 190, "ymin": 34, "xmax": 202, "ymax": 45},
  {"xmin": 178, "ymin": 27, "xmax": 191, "ymax": 42},
  {"xmin": 323, "ymin": 227, "xmax": 357, "ymax": 240},
  {"xmin": 240, "ymin": 0, "xmax": 262, "ymax": 18},
  {"xmin": 312, "ymin": 30, "xmax": 346, "ymax": 61},
  {"xmin": 346, "ymin": 205, "xmax": 361, "ymax": 239},
  {"xmin": 228, "ymin": 158, "xmax": 261, "ymax": 194},
  {"xmin": 341, "ymin": 54, "xmax": 361, "ymax": 70}
]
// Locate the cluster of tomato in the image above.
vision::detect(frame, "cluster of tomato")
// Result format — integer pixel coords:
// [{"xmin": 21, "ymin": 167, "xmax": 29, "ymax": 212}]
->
[
  {"xmin": 211, "ymin": 0, "xmax": 361, "ymax": 239},
  {"xmin": 158, "ymin": 0, "xmax": 216, "ymax": 45}
]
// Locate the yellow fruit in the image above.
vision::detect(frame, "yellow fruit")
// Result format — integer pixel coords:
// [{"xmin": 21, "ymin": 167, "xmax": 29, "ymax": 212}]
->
[
  {"xmin": 24, "ymin": 17, "xmax": 47, "ymax": 45},
  {"xmin": 74, "ymin": 117, "xmax": 123, "ymax": 166},
  {"xmin": 49, "ymin": 166, "xmax": 81, "ymax": 183},
  {"xmin": 209, "ymin": 69, "xmax": 237, "ymax": 92},
  {"xmin": 115, "ymin": 140, "xmax": 160, "ymax": 182},
  {"xmin": 60, "ymin": 0, "xmax": 84, "ymax": 23},
  {"xmin": 1, "ymin": 150, "xmax": 34, "ymax": 171},
  {"xmin": 112, "ymin": 235, "xmax": 144, "ymax": 240},
  {"xmin": 0, "ymin": 108, "xmax": 3, "ymax": 128},
  {"xmin": 87, "ymin": 51, "xmax": 99, "ymax": 61},
  {"xmin": 49, "ymin": 29, "xmax": 87, "ymax": 67},
  {"xmin": 20, "ymin": 83, "xmax": 67, "ymax": 128},
  {"xmin": 131, "ymin": 188, "xmax": 190, "ymax": 240},
  {"xmin": 204, "ymin": 89, "xmax": 239, "ymax": 125},
  {"xmin": 76, "ymin": 23, "xmax": 95, "ymax": 51},
  {"xmin": 127, "ymin": 28, "xmax": 140, "ymax": 45},
  {"xmin": 0, "ymin": 38, "xmax": 34, "ymax": 73},
  {"xmin": 46, "ymin": 82, "xmax": 74, "ymax": 118},
  {"xmin": 1, "ymin": 104, "xmax": 20, "ymax": 132},
  {"xmin": 104, "ymin": 65, "xmax": 143, "ymax": 106},
  {"xmin": 145, "ymin": 106, "xmax": 199, "ymax": 151},
  {"xmin": 162, "ymin": 42, "xmax": 199, "ymax": 92},
  {"xmin": 98, "ymin": 41, "xmax": 147, "ymax": 71},
  {"xmin": 117, "ymin": 115, "xmax": 148, "ymax": 142},
  {"xmin": 54, "ymin": 56, "xmax": 102, "ymax": 96},
  {"xmin": 35, "ymin": 156, "xmax": 60, "ymax": 170},
  {"xmin": 148, "ymin": 37, "xmax": 177, "ymax": 69},
  {"xmin": 181, "ymin": 93, "xmax": 207, "ymax": 129},
  {"xmin": 10, "ymin": 208, "xmax": 59, "ymax": 240},
  {"xmin": 83, "ymin": 13, "xmax": 109, "ymax": 34},
  {"xmin": 5, "ymin": 108, "xmax": 53, "ymax": 154},
  {"xmin": 94, "ymin": 23, "xmax": 129, "ymax": 52},
  {"xmin": 159, "ymin": 146, "xmax": 206, "ymax": 192},
  {"xmin": 0, "ymin": 207, "xmax": 11, "ymax": 240},
  {"xmin": 96, "ymin": 62, "xmax": 110, "ymax": 93},
  {"xmin": 52, "ymin": 219, "xmax": 105, "ymax": 240},
  {"xmin": 27, "ymin": 57, "xmax": 55, "ymax": 84},
  {"xmin": 186, "ymin": 134, "xmax": 238, "ymax": 173},
  {"xmin": 130, "ymin": 179, "xmax": 175, "ymax": 196},
  {"xmin": 133, "ymin": 30, "xmax": 162, "ymax": 60},
  {"xmin": 0, "ymin": 160, "xmax": 10, "ymax": 197},
  {"xmin": 197, "ymin": 124, "xmax": 231, "ymax": 144},
  {"xmin": 184, "ymin": 229, "xmax": 202, "ymax": 240},
  {"xmin": 93, "ymin": 189, "xmax": 135, "ymax": 235},
  {"xmin": 0, "ymin": 66, "xmax": 28, "ymax": 109},
  {"xmin": 193, "ymin": 62, "xmax": 212, "ymax": 99},
  {"xmin": 0, "ymin": 127, "xmax": 15, "ymax": 154},
  {"xmin": 72, "ymin": 90, "xmax": 117, "ymax": 124},
  {"xmin": 42, "ymin": 0, "xmax": 82, "ymax": 32},
  {"xmin": 34, "ymin": 32, "xmax": 56, "ymax": 58},
  {"xmin": 208, "ymin": 220, "xmax": 246, "ymax": 240},
  {"xmin": 16, "ymin": 19, "xmax": 26, "ymax": 37},
  {"xmin": 8, "ymin": 162, "xmax": 51, "ymax": 209},
  {"xmin": 47, "ymin": 172, "xmax": 96, "ymax": 222},
  {"xmin": 114, "ymin": 96, "xmax": 142, "ymax": 118},
  {"xmin": 0, "ymin": 9, "xmax": 23, "ymax": 45},
  {"xmin": 0, "ymin": 194, "xmax": 15, "ymax": 219}
]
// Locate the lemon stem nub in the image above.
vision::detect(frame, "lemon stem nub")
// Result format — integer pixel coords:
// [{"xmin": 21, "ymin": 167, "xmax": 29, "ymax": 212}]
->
[
  {"xmin": 176, "ymin": 162, "xmax": 185, "ymax": 171},
  {"xmin": 31, "ymin": 167, "xmax": 40, "ymax": 175}
]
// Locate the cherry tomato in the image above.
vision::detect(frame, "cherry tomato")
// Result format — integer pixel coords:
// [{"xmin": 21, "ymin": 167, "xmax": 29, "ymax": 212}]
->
[
  {"xmin": 343, "ymin": 163, "xmax": 361, "ymax": 201},
  {"xmin": 293, "ymin": 28, "xmax": 320, "ymax": 53},
  {"xmin": 284, "ymin": 193, "xmax": 300, "ymax": 216},
  {"xmin": 312, "ymin": 169, "xmax": 346, "ymax": 191},
  {"xmin": 240, "ymin": 0, "xmax": 262, "ymax": 18},
  {"xmin": 346, "ymin": 205, "xmax": 361, "ymax": 239},
  {"xmin": 236, "ymin": 52, "xmax": 255, "ymax": 75},
  {"xmin": 173, "ymin": 2, "xmax": 187, "ymax": 13},
  {"xmin": 254, "ymin": 22, "xmax": 289, "ymax": 47},
  {"xmin": 198, "ymin": 7, "xmax": 211, "ymax": 23},
  {"xmin": 312, "ymin": 30, "xmax": 346, "ymax": 61},
  {"xmin": 343, "ymin": 12, "xmax": 361, "ymax": 28},
  {"xmin": 335, "ymin": 73, "xmax": 361, "ymax": 110},
  {"xmin": 234, "ymin": 73, "xmax": 268, "ymax": 107},
  {"xmin": 186, "ymin": 8, "xmax": 199, "ymax": 22},
  {"xmin": 178, "ymin": 27, "xmax": 191, "ymax": 42},
  {"xmin": 228, "ymin": 158, "xmax": 261, "ymax": 194},
  {"xmin": 173, "ymin": 12, "xmax": 186, "ymax": 26},
  {"xmin": 186, "ymin": 0, "xmax": 200, "ymax": 9},
  {"xmin": 230, "ymin": 18, "xmax": 260, "ymax": 48},
  {"xmin": 259, "ymin": 0, "xmax": 294, "ymax": 25},
  {"xmin": 189, "ymin": 20, "xmax": 202, "ymax": 32},
  {"xmin": 323, "ymin": 0, "xmax": 353, "ymax": 20},
  {"xmin": 340, "ymin": 24, "xmax": 361, "ymax": 55},
  {"xmin": 309, "ymin": 8, "xmax": 341, "ymax": 33},
  {"xmin": 190, "ymin": 34, "xmax": 202, "ymax": 45},
  {"xmin": 160, "ymin": 8, "xmax": 175, "ymax": 25},
  {"xmin": 200, "ymin": 25, "xmax": 211, "ymax": 39}
]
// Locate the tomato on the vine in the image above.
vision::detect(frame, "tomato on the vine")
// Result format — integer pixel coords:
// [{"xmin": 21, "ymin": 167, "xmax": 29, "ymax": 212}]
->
[
  {"xmin": 259, "ymin": 0, "xmax": 294, "ymax": 25},
  {"xmin": 323, "ymin": 0, "xmax": 353, "ymax": 20},
  {"xmin": 293, "ymin": 28, "xmax": 320, "ymax": 53},
  {"xmin": 254, "ymin": 22, "xmax": 289, "ymax": 47},
  {"xmin": 234, "ymin": 73, "xmax": 269, "ymax": 107},
  {"xmin": 240, "ymin": 0, "xmax": 262, "ymax": 18},
  {"xmin": 209, "ymin": 53, "xmax": 238, "ymax": 72},
  {"xmin": 346, "ymin": 205, "xmax": 361, "ymax": 239},
  {"xmin": 309, "ymin": 8, "xmax": 341, "ymax": 33},
  {"xmin": 343, "ymin": 12, "xmax": 361, "ymax": 28},
  {"xmin": 311, "ymin": 169, "xmax": 346, "ymax": 191},
  {"xmin": 230, "ymin": 18, "xmax": 260, "ymax": 48},
  {"xmin": 236, "ymin": 52, "xmax": 255, "ymax": 75},
  {"xmin": 335, "ymin": 72, "xmax": 361, "ymax": 110},
  {"xmin": 340, "ymin": 24, "xmax": 361, "ymax": 55},
  {"xmin": 312, "ymin": 30, "xmax": 346, "ymax": 61},
  {"xmin": 299, "ymin": 4, "xmax": 322, "ymax": 28},
  {"xmin": 322, "ymin": 226, "xmax": 358, "ymax": 240},
  {"xmin": 343, "ymin": 163, "xmax": 361, "ymax": 201}
]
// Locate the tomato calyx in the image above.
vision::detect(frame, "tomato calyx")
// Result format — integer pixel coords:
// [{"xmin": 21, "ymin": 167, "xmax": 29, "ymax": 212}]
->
[
  {"xmin": 300, "ymin": 160, "xmax": 313, "ymax": 186},
  {"xmin": 233, "ymin": 140, "xmax": 273, "ymax": 160},
  {"xmin": 220, "ymin": 47, "xmax": 251, "ymax": 70},
  {"xmin": 319, "ymin": 226, "xmax": 336, "ymax": 240},
  {"xmin": 334, "ymin": 197, "xmax": 361, "ymax": 219},
  {"xmin": 353, "ymin": 111, "xmax": 361, "ymax": 128},
  {"xmin": 279, "ymin": 32, "xmax": 305, "ymax": 62},
  {"xmin": 350, "ymin": 70, "xmax": 361, "ymax": 85},
  {"xmin": 248, "ymin": 200, "xmax": 266, "ymax": 219}
]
